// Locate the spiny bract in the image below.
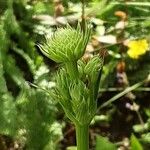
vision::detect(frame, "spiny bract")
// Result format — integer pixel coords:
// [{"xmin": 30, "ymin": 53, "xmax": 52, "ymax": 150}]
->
[{"xmin": 38, "ymin": 24, "xmax": 91, "ymax": 63}]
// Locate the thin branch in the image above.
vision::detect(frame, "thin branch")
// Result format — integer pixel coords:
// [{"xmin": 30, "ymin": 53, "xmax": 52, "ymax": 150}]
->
[
  {"xmin": 99, "ymin": 87, "xmax": 150, "ymax": 92},
  {"xmin": 112, "ymin": 2, "xmax": 150, "ymax": 7},
  {"xmin": 97, "ymin": 80, "xmax": 145, "ymax": 111},
  {"xmin": 81, "ymin": 0, "xmax": 85, "ymax": 32}
]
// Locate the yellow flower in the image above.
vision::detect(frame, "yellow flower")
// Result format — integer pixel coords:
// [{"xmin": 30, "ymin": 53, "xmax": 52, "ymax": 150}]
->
[{"xmin": 127, "ymin": 39, "xmax": 149, "ymax": 59}]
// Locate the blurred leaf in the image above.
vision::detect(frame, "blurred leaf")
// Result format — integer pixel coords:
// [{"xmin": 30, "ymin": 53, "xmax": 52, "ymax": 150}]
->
[
  {"xmin": 130, "ymin": 134, "xmax": 143, "ymax": 150},
  {"xmin": 13, "ymin": 46, "xmax": 36, "ymax": 74},
  {"xmin": 0, "ymin": 93, "xmax": 17, "ymax": 136},
  {"xmin": 4, "ymin": 56, "xmax": 25, "ymax": 86},
  {"xmin": 95, "ymin": 135, "xmax": 117, "ymax": 150},
  {"xmin": 145, "ymin": 109, "xmax": 150, "ymax": 117},
  {"xmin": 67, "ymin": 146, "xmax": 77, "ymax": 150},
  {"xmin": 141, "ymin": 133, "xmax": 150, "ymax": 144},
  {"xmin": 0, "ymin": 58, "xmax": 7, "ymax": 93},
  {"xmin": 86, "ymin": 0, "xmax": 108, "ymax": 17},
  {"xmin": 98, "ymin": 35, "xmax": 117, "ymax": 44}
]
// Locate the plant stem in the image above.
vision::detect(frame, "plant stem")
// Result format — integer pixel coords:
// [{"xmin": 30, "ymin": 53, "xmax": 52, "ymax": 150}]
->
[
  {"xmin": 65, "ymin": 61, "xmax": 79, "ymax": 80},
  {"xmin": 98, "ymin": 80, "xmax": 145, "ymax": 111},
  {"xmin": 81, "ymin": 0, "xmax": 85, "ymax": 33},
  {"xmin": 75, "ymin": 124, "xmax": 89, "ymax": 150}
]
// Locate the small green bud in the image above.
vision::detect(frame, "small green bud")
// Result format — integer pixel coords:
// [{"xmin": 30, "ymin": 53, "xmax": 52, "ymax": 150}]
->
[
  {"xmin": 38, "ymin": 24, "xmax": 91, "ymax": 63},
  {"xmin": 84, "ymin": 56, "xmax": 103, "ymax": 84},
  {"xmin": 77, "ymin": 60, "xmax": 86, "ymax": 80},
  {"xmin": 69, "ymin": 80, "xmax": 88, "ymax": 113},
  {"xmin": 55, "ymin": 69, "xmax": 71, "ymax": 101},
  {"xmin": 54, "ymin": 69, "xmax": 78, "ymax": 122},
  {"xmin": 84, "ymin": 55, "xmax": 103, "ymax": 103},
  {"xmin": 69, "ymin": 80, "xmax": 92, "ymax": 125}
]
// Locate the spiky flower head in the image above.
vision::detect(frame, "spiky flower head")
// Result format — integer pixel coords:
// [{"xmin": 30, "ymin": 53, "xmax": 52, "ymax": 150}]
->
[{"xmin": 38, "ymin": 24, "xmax": 91, "ymax": 63}]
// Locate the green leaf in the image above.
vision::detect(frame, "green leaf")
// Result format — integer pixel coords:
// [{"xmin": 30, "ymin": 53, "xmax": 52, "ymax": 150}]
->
[
  {"xmin": 13, "ymin": 46, "xmax": 36, "ymax": 74},
  {"xmin": 95, "ymin": 135, "xmax": 117, "ymax": 150},
  {"xmin": 0, "ymin": 93, "xmax": 17, "ymax": 136},
  {"xmin": 130, "ymin": 134, "xmax": 143, "ymax": 150},
  {"xmin": 144, "ymin": 109, "xmax": 150, "ymax": 117},
  {"xmin": 141, "ymin": 133, "xmax": 150, "ymax": 144},
  {"xmin": 4, "ymin": 56, "xmax": 25, "ymax": 86}
]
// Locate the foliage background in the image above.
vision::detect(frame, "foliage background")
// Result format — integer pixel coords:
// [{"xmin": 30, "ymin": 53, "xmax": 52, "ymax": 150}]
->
[{"xmin": 0, "ymin": 0, "xmax": 150, "ymax": 150}]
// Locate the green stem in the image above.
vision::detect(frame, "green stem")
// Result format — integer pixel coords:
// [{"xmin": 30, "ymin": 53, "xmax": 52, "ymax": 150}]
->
[
  {"xmin": 65, "ymin": 61, "xmax": 79, "ymax": 80},
  {"xmin": 75, "ymin": 124, "xmax": 89, "ymax": 150},
  {"xmin": 98, "ymin": 80, "xmax": 145, "ymax": 111},
  {"xmin": 81, "ymin": 0, "xmax": 85, "ymax": 33}
]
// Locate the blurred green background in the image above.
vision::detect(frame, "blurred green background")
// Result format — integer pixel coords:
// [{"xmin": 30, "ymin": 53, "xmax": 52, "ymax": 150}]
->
[{"xmin": 0, "ymin": 0, "xmax": 150, "ymax": 149}]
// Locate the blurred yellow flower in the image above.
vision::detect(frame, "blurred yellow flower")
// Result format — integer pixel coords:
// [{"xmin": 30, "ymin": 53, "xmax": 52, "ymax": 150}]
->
[{"xmin": 127, "ymin": 39, "xmax": 149, "ymax": 59}]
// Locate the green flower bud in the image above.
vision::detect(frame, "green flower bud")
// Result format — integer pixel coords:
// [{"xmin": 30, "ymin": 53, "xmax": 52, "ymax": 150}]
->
[
  {"xmin": 54, "ymin": 69, "xmax": 94, "ymax": 125},
  {"xmin": 55, "ymin": 69, "xmax": 71, "ymax": 101},
  {"xmin": 54, "ymin": 69, "xmax": 78, "ymax": 122},
  {"xmin": 84, "ymin": 55, "xmax": 103, "ymax": 102},
  {"xmin": 84, "ymin": 56, "xmax": 103, "ymax": 84},
  {"xmin": 38, "ymin": 24, "xmax": 91, "ymax": 63},
  {"xmin": 69, "ymin": 80, "xmax": 88, "ymax": 113},
  {"xmin": 77, "ymin": 60, "xmax": 86, "ymax": 80},
  {"xmin": 69, "ymin": 80, "xmax": 93, "ymax": 125}
]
